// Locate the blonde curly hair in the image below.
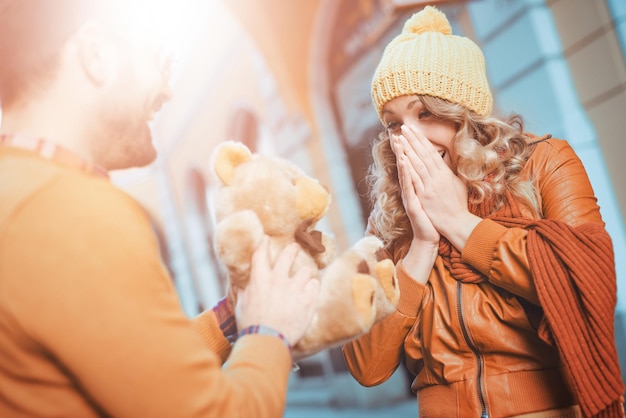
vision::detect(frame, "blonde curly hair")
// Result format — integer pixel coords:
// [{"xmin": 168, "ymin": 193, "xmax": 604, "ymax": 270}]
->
[{"xmin": 368, "ymin": 95, "xmax": 541, "ymax": 249}]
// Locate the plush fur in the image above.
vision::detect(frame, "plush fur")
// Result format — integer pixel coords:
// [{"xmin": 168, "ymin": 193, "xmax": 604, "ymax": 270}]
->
[{"xmin": 211, "ymin": 141, "xmax": 399, "ymax": 359}]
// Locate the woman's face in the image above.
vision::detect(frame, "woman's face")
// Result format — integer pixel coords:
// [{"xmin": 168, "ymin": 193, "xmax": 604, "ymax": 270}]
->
[{"xmin": 381, "ymin": 95, "xmax": 459, "ymax": 171}]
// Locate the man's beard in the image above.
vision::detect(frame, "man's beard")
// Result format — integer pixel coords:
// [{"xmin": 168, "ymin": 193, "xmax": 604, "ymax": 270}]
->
[{"xmin": 92, "ymin": 90, "xmax": 157, "ymax": 171}]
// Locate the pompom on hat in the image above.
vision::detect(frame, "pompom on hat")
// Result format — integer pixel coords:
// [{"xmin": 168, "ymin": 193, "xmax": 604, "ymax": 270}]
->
[{"xmin": 371, "ymin": 6, "xmax": 493, "ymax": 121}]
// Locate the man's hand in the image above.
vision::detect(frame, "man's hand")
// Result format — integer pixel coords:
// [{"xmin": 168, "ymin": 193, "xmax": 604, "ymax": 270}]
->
[{"xmin": 235, "ymin": 237, "xmax": 320, "ymax": 346}]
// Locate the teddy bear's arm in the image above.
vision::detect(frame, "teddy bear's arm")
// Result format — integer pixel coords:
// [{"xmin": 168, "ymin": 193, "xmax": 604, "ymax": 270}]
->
[{"xmin": 214, "ymin": 210, "xmax": 264, "ymax": 289}]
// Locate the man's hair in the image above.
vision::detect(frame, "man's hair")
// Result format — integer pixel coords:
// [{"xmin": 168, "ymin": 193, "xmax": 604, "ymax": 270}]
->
[{"xmin": 0, "ymin": 0, "xmax": 130, "ymax": 109}]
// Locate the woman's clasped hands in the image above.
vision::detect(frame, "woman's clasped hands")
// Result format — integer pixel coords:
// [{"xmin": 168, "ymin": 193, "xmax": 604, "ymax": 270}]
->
[{"xmin": 392, "ymin": 124, "xmax": 481, "ymax": 267}]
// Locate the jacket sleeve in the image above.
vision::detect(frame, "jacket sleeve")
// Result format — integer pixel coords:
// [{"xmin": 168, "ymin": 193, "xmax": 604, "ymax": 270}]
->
[
  {"xmin": 6, "ymin": 178, "xmax": 293, "ymax": 418},
  {"xmin": 192, "ymin": 298, "xmax": 236, "ymax": 365},
  {"xmin": 342, "ymin": 261, "xmax": 423, "ymax": 386},
  {"xmin": 461, "ymin": 138, "xmax": 604, "ymax": 305}
]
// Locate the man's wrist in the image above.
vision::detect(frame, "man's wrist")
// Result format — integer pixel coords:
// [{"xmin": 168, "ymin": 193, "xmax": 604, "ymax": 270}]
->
[{"xmin": 229, "ymin": 325, "xmax": 292, "ymax": 352}]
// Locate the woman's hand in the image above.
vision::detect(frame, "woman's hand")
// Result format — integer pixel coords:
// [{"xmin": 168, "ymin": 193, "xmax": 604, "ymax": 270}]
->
[
  {"xmin": 392, "ymin": 134, "xmax": 440, "ymax": 246},
  {"xmin": 392, "ymin": 135, "xmax": 440, "ymax": 284},
  {"xmin": 397, "ymin": 125, "xmax": 481, "ymax": 251}
]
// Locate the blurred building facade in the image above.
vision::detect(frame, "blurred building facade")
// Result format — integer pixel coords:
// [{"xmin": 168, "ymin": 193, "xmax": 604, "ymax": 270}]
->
[{"xmin": 110, "ymin": 0, "xmax": 626, "ymax": 408}]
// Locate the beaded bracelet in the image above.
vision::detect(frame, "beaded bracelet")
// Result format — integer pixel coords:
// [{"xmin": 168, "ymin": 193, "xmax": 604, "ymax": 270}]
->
[{"xmin": 230, "ymin": 325, "xmax": 292, "ymax": 352}]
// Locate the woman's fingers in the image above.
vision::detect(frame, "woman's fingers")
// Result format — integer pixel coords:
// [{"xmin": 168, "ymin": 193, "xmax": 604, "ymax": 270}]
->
[
  {"xmin": 395, "ymin": 130, "xmax": 431, "ymax": 185},
  {"xmin": 401, "ymin": 124, "xmax": 442, "ymax": 165},
  {"xmin": 394, "ymin": 138, "xmax": 440, "ymax": 244},
  {"xmin": 394, "ymin": 135, "xmax": 423, "ymax": 195}
]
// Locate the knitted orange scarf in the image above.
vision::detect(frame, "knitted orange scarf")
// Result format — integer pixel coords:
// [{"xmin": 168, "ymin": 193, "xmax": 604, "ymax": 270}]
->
[{"xmin": 439, "ymin": 194, "xmax": 625, "ymax": 418}]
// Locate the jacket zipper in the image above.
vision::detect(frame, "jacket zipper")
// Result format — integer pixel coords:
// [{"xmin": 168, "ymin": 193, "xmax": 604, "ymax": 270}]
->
[{"xmin": 457, "ymin": 282, "xmax": 489, "ymax": 418}]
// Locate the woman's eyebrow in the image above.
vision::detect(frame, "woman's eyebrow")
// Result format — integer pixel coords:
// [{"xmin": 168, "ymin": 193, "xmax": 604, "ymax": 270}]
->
[
  {"xmin": 382, "ymin": 98, "xmax": 421, "ymax": 117},
  {"xmin": 406, "ymin": 99, "xmax": 420, "ymax": 109}
]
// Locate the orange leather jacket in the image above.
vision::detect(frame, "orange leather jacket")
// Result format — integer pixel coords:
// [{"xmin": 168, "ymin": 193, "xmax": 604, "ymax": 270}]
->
[{"xmin": 343, "ymin": 138, "xmax": 605, "ymax": 417}]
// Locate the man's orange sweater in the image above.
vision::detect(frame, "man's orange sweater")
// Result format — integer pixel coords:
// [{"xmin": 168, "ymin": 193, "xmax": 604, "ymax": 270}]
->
[{"xmin": 0, "ymin": 145, "xmax": 293, "ymax": 417}]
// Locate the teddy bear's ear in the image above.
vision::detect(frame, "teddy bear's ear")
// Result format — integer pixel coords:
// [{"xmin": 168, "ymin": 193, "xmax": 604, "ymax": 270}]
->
[{"xmin": 212, "ymin": 141, "xmax": 253, "ymax": 185}]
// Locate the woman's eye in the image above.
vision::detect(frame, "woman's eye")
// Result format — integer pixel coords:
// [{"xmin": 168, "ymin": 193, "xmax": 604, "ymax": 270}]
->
[
  {"xmin": 418, "ymin": 110, "xmax": 432, "ymax": 119},
  {"xmin": 386, "ymin": 122, "xmax": 401, "ymax": 134}
]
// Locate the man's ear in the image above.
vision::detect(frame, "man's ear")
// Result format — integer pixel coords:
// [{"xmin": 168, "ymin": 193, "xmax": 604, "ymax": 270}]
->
[{"xmin": 75, "ymin": 22, "xmax": 119, "ymax": 86}]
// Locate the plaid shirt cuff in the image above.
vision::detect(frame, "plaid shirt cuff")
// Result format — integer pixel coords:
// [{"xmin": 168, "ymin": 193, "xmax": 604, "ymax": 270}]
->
[{"xmin": 212, "ymin": 297, "xmax": 237, "ymax": 340}]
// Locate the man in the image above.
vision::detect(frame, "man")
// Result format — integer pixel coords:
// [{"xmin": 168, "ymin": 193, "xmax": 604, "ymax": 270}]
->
[{"xmin": 0, "ymin": 1, "xmax": 320, "ymax": 417}]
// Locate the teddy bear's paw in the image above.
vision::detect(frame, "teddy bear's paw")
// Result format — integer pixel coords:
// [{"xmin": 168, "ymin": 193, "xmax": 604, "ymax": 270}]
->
[
  {"xmin": 375, "ymin": 258, "xmax": 399, "ymax": 306},
  {"xmin": 349, "ymin": 235, "xmax": 399, "ymax": 307},
  {"xmin": 215, "ymin": 209, "xmax": 264, "ymax": 287},
  {"xmin": 352, "ymin": 273, "xmax": 377, "ymax": 329},
  {"xmin": 351, "ymin": 235, "xmax": 386, "ymax": 256}
]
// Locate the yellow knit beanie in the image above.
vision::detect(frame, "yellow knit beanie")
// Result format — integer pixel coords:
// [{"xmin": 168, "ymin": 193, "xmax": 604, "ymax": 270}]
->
[{"xmin": 371, "ymin": 6, "xmax": 493, "ymax": 120}]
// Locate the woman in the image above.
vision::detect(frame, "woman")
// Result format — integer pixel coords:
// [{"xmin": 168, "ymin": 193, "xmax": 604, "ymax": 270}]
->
[{"xmin": 342, "ymin": 6, "xmax": 624, "ymax": 418}]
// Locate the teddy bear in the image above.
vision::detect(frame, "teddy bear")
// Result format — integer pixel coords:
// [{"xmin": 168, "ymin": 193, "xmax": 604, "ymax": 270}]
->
[{"xmin": 211, "ymin": 141, "xmax": 400, "ymax": 359}]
